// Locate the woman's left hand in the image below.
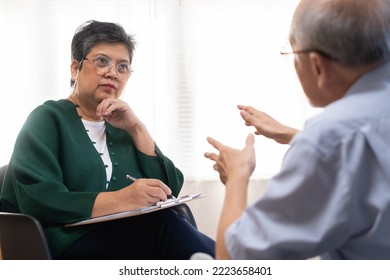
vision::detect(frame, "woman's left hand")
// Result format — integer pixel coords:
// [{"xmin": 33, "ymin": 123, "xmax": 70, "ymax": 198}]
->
[{"xmin": 96, "ymin": 98, "xmax": 139, "ymax": 131}]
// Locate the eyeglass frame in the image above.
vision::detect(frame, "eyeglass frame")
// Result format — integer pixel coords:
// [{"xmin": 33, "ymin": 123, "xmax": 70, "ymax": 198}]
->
[
  {"xmin": 280, "ymin": 48, "xmax": 336, "ymax": 61},
  {"xmin": 78, "ymin": 56, "xmax": 133, "ymax": 80}
]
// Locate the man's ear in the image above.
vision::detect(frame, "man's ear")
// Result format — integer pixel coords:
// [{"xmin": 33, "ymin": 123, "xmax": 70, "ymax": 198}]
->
[{"xmin": 309, "ymin": 53, "xmax": 331, "ymax": 90}]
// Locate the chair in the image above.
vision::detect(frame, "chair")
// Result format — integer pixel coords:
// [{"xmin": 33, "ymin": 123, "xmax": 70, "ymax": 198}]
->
[
  {"xmin": 173, "ymin": 204, "xmax": 197, "ymax": 228},
  {"xmin": 0, "ymin": 165, "xmax": 52, "ymax": 259},
  {"xmin": 0, "ymin": 164, "xmax": 197, "ymax": 259}
]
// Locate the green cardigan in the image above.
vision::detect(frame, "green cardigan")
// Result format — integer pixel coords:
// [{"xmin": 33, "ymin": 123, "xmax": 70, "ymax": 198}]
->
[{"xmin": 0, "ymin": 99, "xmax": 184, "ymax": 258}]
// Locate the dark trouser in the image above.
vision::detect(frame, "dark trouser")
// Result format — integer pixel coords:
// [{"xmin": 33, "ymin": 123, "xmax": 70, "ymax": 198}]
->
[{"xmin": 58, "ymin": 208, "xmax": 215, "ymax": 260}]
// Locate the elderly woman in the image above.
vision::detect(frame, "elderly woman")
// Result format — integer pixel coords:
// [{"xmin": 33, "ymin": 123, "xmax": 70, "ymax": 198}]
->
[{"xmin": 0, "ymin": 20, "xmax": 214, "ymax": 259}]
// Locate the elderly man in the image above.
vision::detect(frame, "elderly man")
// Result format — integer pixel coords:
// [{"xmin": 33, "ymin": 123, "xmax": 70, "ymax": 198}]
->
[{"xmin": 205, "ymin": 0, "xmax": 390, "ymax": 259}]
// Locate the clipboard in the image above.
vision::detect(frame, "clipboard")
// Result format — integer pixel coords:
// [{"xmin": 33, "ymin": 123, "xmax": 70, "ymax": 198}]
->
[{"xmin": 65, "ymin": 193, "xmax": 205, "ymax": 227}]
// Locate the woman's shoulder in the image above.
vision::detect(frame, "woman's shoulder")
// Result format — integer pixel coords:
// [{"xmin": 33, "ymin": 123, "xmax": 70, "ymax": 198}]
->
[
  {"xmin": 30, "ymin": 99, "xmax": 75, "ymax": 116},
  {"xmin": 41, "ymin": 99, "xmax": 74, "ymax": 111},
  {"xmin": 24, "ymin": 99, "xmax": 77, "ymax": 127}
]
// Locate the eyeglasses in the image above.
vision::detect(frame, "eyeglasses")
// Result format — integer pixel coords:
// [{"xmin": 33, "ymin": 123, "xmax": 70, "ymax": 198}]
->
[
  {"xmin": 81, "ymin": 56, "xmax": 133, "ymax": 80},
  {"xmin": 280, "ymin": 48, "xmax": 336, "ymax": 61}
]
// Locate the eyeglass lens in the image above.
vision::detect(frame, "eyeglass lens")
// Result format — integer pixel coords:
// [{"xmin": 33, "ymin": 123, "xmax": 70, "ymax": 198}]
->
[{"xmin": 85, "ymin": 56, "xmax": 132, "ymax": 79}]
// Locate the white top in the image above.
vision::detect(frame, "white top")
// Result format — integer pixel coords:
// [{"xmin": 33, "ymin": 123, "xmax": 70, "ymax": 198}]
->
[{"xmin": 82, "ymin": 120, "xmax": 112, "ymax": 189}]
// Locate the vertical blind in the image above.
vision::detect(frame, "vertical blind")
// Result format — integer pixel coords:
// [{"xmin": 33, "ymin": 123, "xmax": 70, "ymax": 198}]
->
[{"xmin": 0, "ymin": 0, "xmax": 319, "ymax": 181}]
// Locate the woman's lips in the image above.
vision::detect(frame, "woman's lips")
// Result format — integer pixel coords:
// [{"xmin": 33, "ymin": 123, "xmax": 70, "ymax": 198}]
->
[{"xmin": 100, "ymin": 84, "xmax": 116, "ymax": 90}]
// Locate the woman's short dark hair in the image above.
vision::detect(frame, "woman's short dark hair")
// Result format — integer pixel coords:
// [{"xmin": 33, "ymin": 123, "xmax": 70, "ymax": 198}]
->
[{"xmin": 70, "ymin": 20, "xmax": 136, "ymax": 86}]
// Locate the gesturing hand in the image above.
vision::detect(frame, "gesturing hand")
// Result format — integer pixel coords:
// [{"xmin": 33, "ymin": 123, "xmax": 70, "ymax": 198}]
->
[
  {"xmin": 238, "ymin": 105, "xmax": 298, "ymax": 144},
  {"xmin": 204, "ymin": 134, "xmax": 256, "ymax": 185}
]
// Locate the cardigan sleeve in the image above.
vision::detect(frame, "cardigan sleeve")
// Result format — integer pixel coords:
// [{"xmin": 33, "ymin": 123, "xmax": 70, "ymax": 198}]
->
[
  {"xmin": 135, "ymin": 145, "xmax": 184, "ymax": 197},
  {"xmin": 104, "ymin": 122, "xmax": 184, "ymax": 197},
  {"xmin": 1, "ymin": 103, "xmax": 98, "ymax": 225}
]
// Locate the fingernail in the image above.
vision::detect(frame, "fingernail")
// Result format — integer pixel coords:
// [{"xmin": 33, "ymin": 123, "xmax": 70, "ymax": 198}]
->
[{"xmin": 240, "ymin": 110, "xmax": 247, "ymax": 118}]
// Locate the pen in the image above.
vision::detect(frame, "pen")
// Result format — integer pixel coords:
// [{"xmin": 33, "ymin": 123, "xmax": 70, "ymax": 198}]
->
[
  {"xmin": 125, "ymin": 174, "xmax": 176, "ymax": 199},
  {"xmin": 125, "ymin": 174, "xmax": 138, "ymax": 182}
]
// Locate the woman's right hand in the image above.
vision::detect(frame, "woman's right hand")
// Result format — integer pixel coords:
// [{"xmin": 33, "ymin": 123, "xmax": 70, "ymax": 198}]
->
[
  {"xmin": 237, "ymin": 105, "xmax": 298, "ymax": 144},
  {"xmin": 91, "ymin": 178, "xmax": 172, "ymax": 218},
  {"xmin": 119, "ymin": 179, "xmax": 172, "ymax": 210}
]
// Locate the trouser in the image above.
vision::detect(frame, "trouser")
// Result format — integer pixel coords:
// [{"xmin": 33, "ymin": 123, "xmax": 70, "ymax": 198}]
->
[{"xmin": 58, "ymin": 208, "xmax": 215, "ymax": 260}]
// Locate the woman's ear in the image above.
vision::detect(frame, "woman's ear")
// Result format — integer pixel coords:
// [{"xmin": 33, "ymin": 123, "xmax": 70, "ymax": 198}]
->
[{"xmin": 70, "ymin": 59, "xmax": 79, "ymax": 81}]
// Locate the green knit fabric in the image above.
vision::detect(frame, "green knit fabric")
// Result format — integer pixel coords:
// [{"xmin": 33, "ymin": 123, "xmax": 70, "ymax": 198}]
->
[{"xmin": 0, "ymin": 99, "xmax": 184, "ymax": 258}]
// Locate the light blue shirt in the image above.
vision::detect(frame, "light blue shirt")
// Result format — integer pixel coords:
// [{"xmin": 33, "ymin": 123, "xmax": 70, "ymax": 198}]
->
[{"xmin": 226, "ymin": 61, "xmax": 390, "ymax": 259}]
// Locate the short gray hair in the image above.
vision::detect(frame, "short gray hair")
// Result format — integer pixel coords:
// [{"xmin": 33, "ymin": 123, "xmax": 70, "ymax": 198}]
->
[
  {"xmin": 290, "ymin": 0, "xmax": 390, "ymax": 66},
  {"xmin": 70, "ymin": 20, "xmax": 136, "ymax": 86}
]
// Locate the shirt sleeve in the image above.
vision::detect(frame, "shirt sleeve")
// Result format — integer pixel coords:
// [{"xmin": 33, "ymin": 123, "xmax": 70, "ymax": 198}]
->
[{"xmin": 225, "ymin": 138, "xmax": 353, "ymax": 259}]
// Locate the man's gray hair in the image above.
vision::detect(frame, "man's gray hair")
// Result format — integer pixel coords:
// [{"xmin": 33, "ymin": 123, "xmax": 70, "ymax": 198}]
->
[{"xmin": 290, "ymin": 0, "xmax": 390, "ymax": 66}]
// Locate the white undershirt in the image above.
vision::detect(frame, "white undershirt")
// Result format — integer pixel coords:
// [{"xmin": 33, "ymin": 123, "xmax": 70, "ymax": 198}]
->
[{"xmin": 82, "ymin": 120, "xmax": 112, "ymax": 189}]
